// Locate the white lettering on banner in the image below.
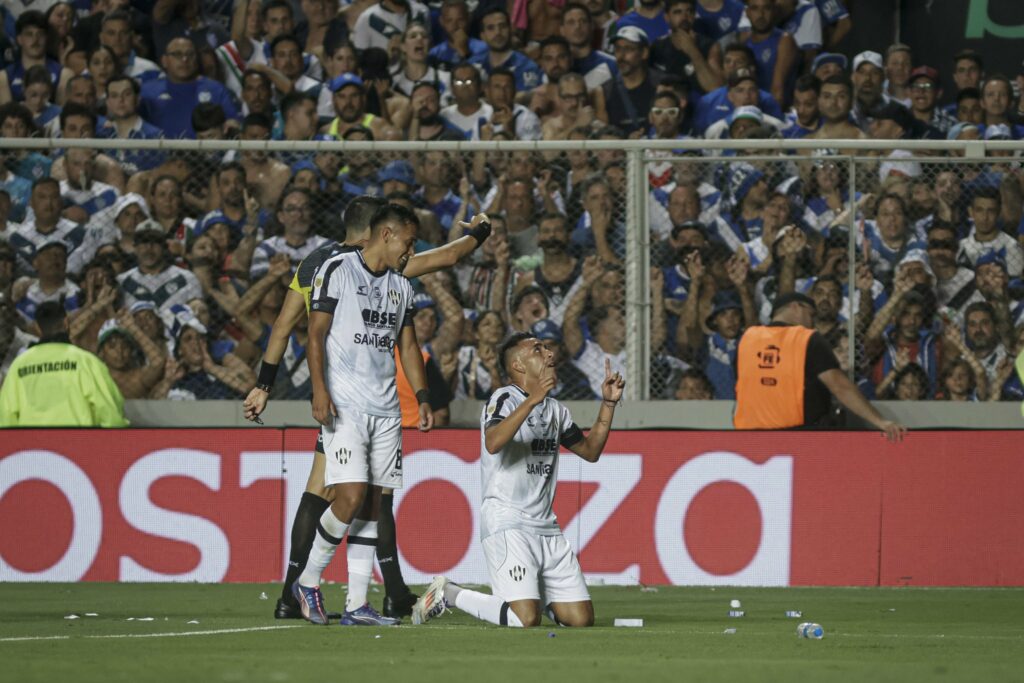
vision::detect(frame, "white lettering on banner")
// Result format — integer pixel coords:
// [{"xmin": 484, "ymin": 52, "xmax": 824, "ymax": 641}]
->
[
  {"xmin": 0, "ymin": 451, "xmax": 102, "ymax": 581},
  {"xmin": 654, "ymin": 452, "xmax": 793, "ymax": 586},
  {"xmin": 559, "ymin": 454, "xmax": 642, "ymax": 585},
  {"xmin": 240, "ymin": 451, "xmax": 312, "ymax": 581},
  {"xmin": 393, "ymin": 450, "xmax": 487, "ymax": 585},
  {"xmin": 118, "ymin": 449, "xmax": 230, "ymax": 582}
]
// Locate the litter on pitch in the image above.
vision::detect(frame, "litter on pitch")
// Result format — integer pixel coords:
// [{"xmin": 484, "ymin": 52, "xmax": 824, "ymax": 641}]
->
[
  {"xmin": 614, "ymin": 618, "xmax": 644, "ymax": 627},
  {"xmin": 723, "ymin": 628, "xmax": 737, "ymax": 635},
  {"xmin": 64, "ymin": 614, "xmax": 80, "ymax": 620},
  {"xmin": 730, "ymin": 599, "xmax": 741, "ymax": 609},
  {"xmin": 259, "ymin": 592, "xmax": 268, "ymax": 600}
]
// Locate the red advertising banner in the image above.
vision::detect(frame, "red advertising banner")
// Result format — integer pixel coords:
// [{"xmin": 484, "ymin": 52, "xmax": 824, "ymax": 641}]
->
[{"xmin": 1, "ymin": 429, "xmax": 1022, "ymax": 586}]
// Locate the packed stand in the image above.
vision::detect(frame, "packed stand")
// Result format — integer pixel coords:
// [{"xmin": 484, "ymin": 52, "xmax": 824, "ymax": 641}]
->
[{"xmin": 0, "ymin": 0, "xmax": 1022, "ymax": 410}]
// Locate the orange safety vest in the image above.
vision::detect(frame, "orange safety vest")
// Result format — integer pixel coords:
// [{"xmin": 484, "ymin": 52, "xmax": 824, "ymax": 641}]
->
[
  {"xmin": 395, "ymin": 347, "xmax": 431, "ymax": 428},
  {"xmin": 733, "ymin": 325, "xmax": 815, "ymax": 430}
]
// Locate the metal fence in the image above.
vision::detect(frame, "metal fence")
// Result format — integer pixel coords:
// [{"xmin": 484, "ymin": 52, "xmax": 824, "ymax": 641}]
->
[{"xmin": 1, "ymin": 137, "xmax": 1022, "ymax": 406}]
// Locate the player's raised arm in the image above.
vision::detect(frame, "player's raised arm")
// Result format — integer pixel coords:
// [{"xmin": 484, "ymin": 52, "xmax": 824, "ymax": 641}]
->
[
  {"xmin": 568, "ymin": 359, "xmax": 624, "ymax": 462},
  {"xmin": 404, "ymin": 214, "xmax": 492, "ymax": 278}
]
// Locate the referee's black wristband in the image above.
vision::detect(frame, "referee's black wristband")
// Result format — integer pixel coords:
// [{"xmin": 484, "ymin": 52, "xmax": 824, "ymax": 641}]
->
[
  {"xmin": 468, "ymin": 219, "xmax": 492, "ymax": 246},
  {"xmin": 257, "ymin": 361, "xmax": 279, "ymax": 388},
  {"xmin": 415, "ymin": 389, "xmax": 431, "ymax": 405}
]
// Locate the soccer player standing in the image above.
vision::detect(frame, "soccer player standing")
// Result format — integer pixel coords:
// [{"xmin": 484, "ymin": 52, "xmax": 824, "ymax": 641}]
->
[
  {"xmin": 412, "ymin": 333, "xmax": 625, "ymax": 628},
  {"xmin": 292, "ymin": 203, "xmax": 429, "ymax": 626}
]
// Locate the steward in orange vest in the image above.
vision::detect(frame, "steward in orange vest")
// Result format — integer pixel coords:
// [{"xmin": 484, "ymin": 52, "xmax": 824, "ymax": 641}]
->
[{"xmin": 733, "ymin": 292, "xmax": 907, "ymax": 442}]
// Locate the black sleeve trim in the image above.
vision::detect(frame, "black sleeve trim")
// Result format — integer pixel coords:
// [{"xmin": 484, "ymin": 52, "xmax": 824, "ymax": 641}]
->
[
  {"xmin": 310, "ymin": 298, "xmax": 337, "ymax": 313},
  {"xmin": 560, "ymin": 423, "xmax": 584, "ymax": 448},
  {"xmin": 484, "ymin": 418, "xmax": 504, "ymax": 429}
]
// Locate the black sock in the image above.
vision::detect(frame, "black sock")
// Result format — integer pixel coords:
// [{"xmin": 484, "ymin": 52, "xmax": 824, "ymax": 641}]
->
[
  {"xmin": 377, "ymin": 493, "xmax": 410, "ymax": 597},
  {"xmin": 280, "ymin": 492, "xmax": 330, "ymax": 603}
]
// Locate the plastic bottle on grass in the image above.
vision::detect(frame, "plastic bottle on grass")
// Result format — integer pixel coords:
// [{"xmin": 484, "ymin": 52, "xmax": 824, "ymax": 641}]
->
[{"xmin": 796, "ymin": 622, "xmax": 824, "ymax": 639}]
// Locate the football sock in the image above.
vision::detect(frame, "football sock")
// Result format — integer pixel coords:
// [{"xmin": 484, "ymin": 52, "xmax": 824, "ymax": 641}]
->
[
  {"xmin": 377, "ymin": 493, "xmax": 411, "ymax": 597},
  {"xmin": 280, "ymin": 492, "xmax": 330, "ymax": 602},
  {"xmin": 345, "ymin": 518, "xmax": 378, "ymax": 612},
  {"xmin": 298, "ymin": 508, "xmax": 349, "ymax": 588},
  {"xmin": 452, "ymin": 589, "xmax": 524, "ymax": 628}
]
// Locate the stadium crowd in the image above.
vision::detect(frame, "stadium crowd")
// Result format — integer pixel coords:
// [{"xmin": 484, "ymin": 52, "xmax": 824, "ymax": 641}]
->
[{"xmin": 0, "ymin": 0, "xmax": 1023, "ymax": 414}]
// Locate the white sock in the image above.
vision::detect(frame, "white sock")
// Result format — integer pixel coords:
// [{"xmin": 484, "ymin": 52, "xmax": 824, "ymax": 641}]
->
[
  {"xmin": 345, "ymin": 518, "xmax": 377, "ymax": 611},
  {"xmin": 453, "ymin": 589, "xmax": 524, "ymax": 628},
  {"xmin": 298, "ymin": 509, "xmax": 349, "ymax": 588}
]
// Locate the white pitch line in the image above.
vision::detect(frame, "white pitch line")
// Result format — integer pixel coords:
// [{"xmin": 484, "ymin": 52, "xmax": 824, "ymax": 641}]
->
[{"xmin": 0, "ymin": 625, "xmax": 302, "ymax": 643}]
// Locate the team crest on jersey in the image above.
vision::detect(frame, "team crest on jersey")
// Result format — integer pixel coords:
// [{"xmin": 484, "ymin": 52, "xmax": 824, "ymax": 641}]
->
[
  {"xmin": 719, "ymin": 17, "xmax": 730, "ymax": 31},
  {"xmin": 761, "ymin": 48, "xmax": 771, "ymax": 63},
  {"xmin": 487, "ymin": 403, "xmax": 496, "ymax": 416},
  {"xmin": 198, "ymin": 91, "xmax": 212, "ymax": 103},
  {"xmin": 315, "ymin": 276, "xmax": 323, "ymax": 288},
  {"xmin": 388, "ymin": 289, "xmax": 400, "ymax": 306}
]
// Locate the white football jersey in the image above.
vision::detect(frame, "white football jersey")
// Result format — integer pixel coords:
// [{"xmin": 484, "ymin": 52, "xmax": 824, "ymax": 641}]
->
[
  {"xmin": 310, "ymin": 250, "xmax": 415, "ymax": 417},
  {"xmin": 479, "ymin": 385, "xmax": 584, "ymax": 540}
]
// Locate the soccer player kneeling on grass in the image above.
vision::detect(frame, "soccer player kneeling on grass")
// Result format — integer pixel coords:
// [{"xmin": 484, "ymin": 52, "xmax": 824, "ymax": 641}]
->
[{"xmin": 412, "ymin": 333, "xmax": 625, "ymax": 628}]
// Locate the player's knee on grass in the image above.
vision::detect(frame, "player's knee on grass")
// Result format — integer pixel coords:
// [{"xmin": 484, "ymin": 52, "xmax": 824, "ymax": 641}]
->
[
  {"xmin": 509, "ymin": 600, "xmax": 543, "ymax": 628},
  {"xmin": 551, "ymin": 601, "xmax": 594, "ymax": 628}
]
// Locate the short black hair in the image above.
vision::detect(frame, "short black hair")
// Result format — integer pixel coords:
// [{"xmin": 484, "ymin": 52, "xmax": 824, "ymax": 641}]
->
[
  {"xmin": 970, "ymin": 185, "xmax": 1001, "ymax": 208},
  {"xmin": 956, "ymin": 87, "xmax": 981, "ymax": 103},
  {"xmin": 16, "ymin": 10, "xmax": 46, "ymax": 34},
  {"xmin": 24, "ymin": 65, "xmax": 54, "ymax": 92},
  {"xmin": 794, "ymin": 73, "xmax": 821, "ymax": 95},
  {"xmin": 279, "ymin": 90, "xmax": 315, "ymax": 119},
  {"xmin": 192, "ymin": 103, "xmax": 226, "ymax": 133},
  {"xmin": 101, "ymin": 9, "xmax": 133, "ymax": 28},
  {"xmin": 59, "ymin": 102, "xmax": 97, "ymax": 133},
  {"xmin": 32, "ymin": 177, "xmax": 60, "ymax": 194},
  {"xmin": 539, "ymin": 35, "xmax": 571, "ymax": 53},
  {"xmin": 342, "ymin": 125, "xmax": 374, "ymax": 141},
  {"xmin": 953, "ymin": 49, "xmax": 983, "ymax": 71},
  {"xmin": 215, "ymin": 160, "xmax": 246, "ymax": 182},
  {"xmin": 343, "ymin": 196, "xmax": 387, "ymax": 240},
  {"xmin": 106, "ymin": 74, "xmax": 140, "ymax": 97},
  {"xmin": 821, "ymin": 74, "xmax": 853, "ymax": 94},
  {"xmin": 498, "ymin": 332, "xmax": 535, "ymax": 379},
  {"xmin": 261, "ymin": 0, "xmax": 293, "ymax": 19},
  {"xmin": 480, "ymin": 6, "xmax": 510, "ymax": 24},
  {"xmin": 653, "ymin": 90, "xmax": 681, "ymax": 108},
  {"xmin": 489, "ymin": 67, "xmax": 516, "ymax": 87},
  {"xmin": 242, "ymin": 112, "xmax": 273, "ymax": 132},
  {"xmin": 35, "ymin": 301, "xmax": 67, "ymax": 337},
  {"xmin": 964, "ymin": 300, "xmax": 995, "ymax": 323},
  {"xmin": 270, "ymin": 33, "xmax": 301, "ymax": 56},
  {"xmin": 723, "ymin": 43, "xmax": 756, "ymax": 64},
  {"xmin": 369, "ymin": 203, "xmax": 420, "ymax": 235},
  {"xmin": 666, "ymin": 0, "xmax": 697, "ymax": 9},
  {"xmin": 0, "ymin": 102, "xmax": 35, "ymax": 130}
]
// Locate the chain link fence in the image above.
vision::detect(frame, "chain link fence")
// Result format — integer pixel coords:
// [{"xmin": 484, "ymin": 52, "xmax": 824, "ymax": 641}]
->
[{"xmin": 2, "ymin": 138, "xmax": 1022, "ymax": 407}]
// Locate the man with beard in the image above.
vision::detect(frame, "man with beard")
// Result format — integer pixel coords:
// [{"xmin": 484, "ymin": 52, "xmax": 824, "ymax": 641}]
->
[
  {"xmin": 352, "ymin": 0, "xmax": 428, "ymax": 52},
  {"xmin": 11, "ymin": 240, "xmax": 81, "ymax": 324},
  {"xmin": 259, "ymin": 34, "xmax": 322, "ymax": 99},
  {"xmin": 560, "ymin": 3, "xmax": 617, "ymax": 89},
  {"xmin": 530, "ymin": 318, "xmax": 596, "ymax": 399},
  {"xmin": 482, "ymin": 68, "xmax": 541, "ymax": 140},
  {"xmin": 240, "ymin": 70, "xmax": 275, "ymax": 118},
  {"xmin": 541, "ymin": 73, "xmax": 594, "ymax": 139},
  {"xmin": 650, "ymin": 0, "xmax": 720, "ymax": 93},
  {"xmin": 960, "ymin": 301, "xmax": 1010, "ymax": 393},
  {"xmin": 200, "ymin": 162, "xmax": 268, "ymax": 243},
  {"xmin": 470, "ymin": 8, "xmax": 542, "ymax": 92},
  {"xmin": 407, "ymin": 81, "xmax": 464, "ymax": 141},
  {"xmin": 807, "ymin": 275, "xmax": 843, "ymax": 346},
  {"xmin": 140, "ymin": 37, "xmax": 239, "ymax": 139},
  {"xmin": 850, "ymin": 50, "xmax": 901, "ymax": 132},
  {"xmin": 323, "ymin": 73, "xmax": 396, "ymax": 140},
  {"xmin": 600, "ymin": 26, "xmax": 661, "ymax": 136},
  {"xmin": 514, "ymin": 213, "xmax": 583, "ymax": 326},
  {"xmin": 117, "ymin": 222, "xmax": 202, "ymax": 313},
  {"xmin": 807, "ymin": 75, "xmax": 864, "ymax": 141},
  {"xmin": 525, "ymin": 37, "xmax": 573, "ymax": 118},
  {"xmin": 783, "ymin": 74, "xmax": 821, "ymax": 138}
]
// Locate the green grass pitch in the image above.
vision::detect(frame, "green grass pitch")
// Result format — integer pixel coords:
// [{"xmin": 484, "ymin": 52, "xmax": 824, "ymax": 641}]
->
[{"xmin": 2, "ymin": 584, "xmax": 1023, "ymax": 682}]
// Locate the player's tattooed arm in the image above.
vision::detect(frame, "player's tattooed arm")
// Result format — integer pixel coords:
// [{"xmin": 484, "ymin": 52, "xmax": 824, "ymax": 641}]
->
[{"xmin": 568, "ymin": 359, "xmax": 624, "ymax": 462}]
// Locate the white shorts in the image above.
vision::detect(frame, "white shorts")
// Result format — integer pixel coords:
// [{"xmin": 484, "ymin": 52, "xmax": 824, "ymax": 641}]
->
[
  {"xmin": 482, "ymin": 529, "xmax": 590, "ymax": 605},
  {"xmin": 320, "ymin": 408, "xmax": 403, "ymax": 488}
]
